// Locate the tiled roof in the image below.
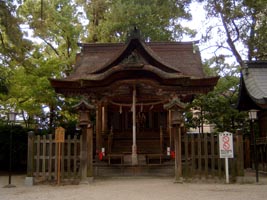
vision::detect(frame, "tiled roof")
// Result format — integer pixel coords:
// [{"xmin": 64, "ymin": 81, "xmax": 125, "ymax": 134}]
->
[
  {"xmin": 238, "ymin": 61, "xmax": 267, "ymax": 110},
  {"xmin": 67, "ymin": 39, "xmax": 205, "ymax": 81},
  {"xmin": 50, "ymin": 37, "xmax": 219, "ymax": 98}
]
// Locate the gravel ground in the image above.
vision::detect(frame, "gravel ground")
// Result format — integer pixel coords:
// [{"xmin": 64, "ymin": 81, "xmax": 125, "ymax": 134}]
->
[{"xmin": 1, "ymin": 175, "xmax": 267, "ymax": 200}]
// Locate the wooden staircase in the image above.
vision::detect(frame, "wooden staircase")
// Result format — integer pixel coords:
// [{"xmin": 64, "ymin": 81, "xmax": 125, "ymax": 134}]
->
[{"xmin": 94, "ymin": 129, "xmax": 174, "ymax": 177}]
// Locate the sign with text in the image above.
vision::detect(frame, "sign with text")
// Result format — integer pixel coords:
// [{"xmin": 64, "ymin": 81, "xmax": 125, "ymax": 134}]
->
[
  {"xmin": 55, "ymin": 127, "xmax": 65, "ymax": 143},
  {"xmin": 219, "ymin": 132, "xmax": 234, "ymax": 158}
]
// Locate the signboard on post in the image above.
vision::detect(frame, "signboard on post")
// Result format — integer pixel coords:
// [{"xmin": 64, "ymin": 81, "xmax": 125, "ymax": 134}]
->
[
  {"xmin": 55, "ymin": 127, "xmax": 65, "ymax": 185},
  {"xmin": 219, "ymin": 131, "xmax": 234, "ymax": 184},
  {"xmin": 55, "ymin": 127, "xmax": 65, "ymax": 143},
  {"xmin": 219, "ymin": 131, "xmax": 234, "ymax": 158}
]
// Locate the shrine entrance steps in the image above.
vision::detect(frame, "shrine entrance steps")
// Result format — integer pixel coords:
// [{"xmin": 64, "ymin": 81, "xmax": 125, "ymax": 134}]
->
[{"xmin": 93, "ymin": 164, "xmax": 175, "ymax": 177}]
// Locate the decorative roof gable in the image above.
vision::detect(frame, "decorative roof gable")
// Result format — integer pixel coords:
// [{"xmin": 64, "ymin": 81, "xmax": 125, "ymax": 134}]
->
[{"xmin": 92, "ymin": 37, "xmax": 180, "ymax": 74}]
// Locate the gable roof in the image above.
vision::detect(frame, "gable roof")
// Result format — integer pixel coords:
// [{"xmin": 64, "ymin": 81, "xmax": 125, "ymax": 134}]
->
[
  {"xmin": 50, "ymin": 37, "xmax": 219, "ymax": 99},
  {"xmin": 238, "ymin": 61, "xmax": 267, "ymax": 110},
  {"xmin": 66, "ymin": 38, "xmax": 205, "ymax": 81}
]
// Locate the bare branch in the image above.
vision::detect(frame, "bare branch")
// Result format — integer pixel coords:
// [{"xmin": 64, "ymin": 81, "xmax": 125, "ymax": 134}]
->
[{"xmin": 40, "ymin": 37, "xmax": 60, "ymax": 56}]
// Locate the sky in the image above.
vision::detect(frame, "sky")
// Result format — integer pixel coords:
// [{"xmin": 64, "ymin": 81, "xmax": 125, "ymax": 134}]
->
[{"xmin": 181, "ymin": 2, "xmax": 238, "ymax": 65}]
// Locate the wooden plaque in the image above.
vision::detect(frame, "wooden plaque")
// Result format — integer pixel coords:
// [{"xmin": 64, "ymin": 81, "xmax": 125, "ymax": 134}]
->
[{"xmin": 55, "ymin": 127, "xmax": 65, "ymax": 143}]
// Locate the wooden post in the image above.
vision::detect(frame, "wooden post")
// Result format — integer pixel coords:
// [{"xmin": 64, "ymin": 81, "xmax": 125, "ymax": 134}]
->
[
  {"xmin": 132, "ymin": 85, "xmax": 138, "ymax": 165},
  {"xmin": 244, "ymin": 135, "xmax": 251, "ymax": 168},
  {"xmin": 204, "ymin": 133, "xmax": 208, "ymax": 178},
  {"xmin": 96, "ymin": 103, "xmax": 102, "ymax": 158},
  {"xmin": 27, "ymin": 131, "xmax": 34, "ymax": 177},
  {"xmin": 211, "ymin": 133, "xmax": 215, "ymax": 177},
  {"xmin": 197, "ymin": 133, "xmax": 202, "ymax": 176},
  {"xmin": 174, "ymin": 124, "xmax": 183, "ymax": 182},
  {"xmin": 55, "ymin": 127, "xmax": 65, "ymax": 185},
  {"xmin": 57, "ymin": 142, "xmax": 61, "ymax": 185},
  {"xmin": 102, "ymin": 105, "xmax": 108, "ymax": 133},
  {"xmin": 168, "ymin": 110, "xmax": 172, "ymax": 148},
  {"xmin": 160, "ymin": 126, "xmax": 163, "ymax": 153},
  {"xmin": 191, "ymin": 134, "xmax": 195, "ymax": 177},
  {"xmin": 73, "ymin": 99, "xmax": 95, "ymax": 183},
  {"xmin": 184, "ymin": 133, "xmax": 189, "ymax": 178},
  {"xmin": 235, "ymin": 130, "xmax": 244, "ymax": 176},
  {"xmin": 87, "ymin": 125, "xmax": 93, "ymax": 179},
  {"xmin": 80, "ymin": 125, "xmax": 88, "ymax": 184},
  {"xmin": 163, "ymin": 97, "xmax": 185, "ymax": 182},
  {"xmin": 25, "ymin": 131, "xmax": 34, "ymax": 186}
]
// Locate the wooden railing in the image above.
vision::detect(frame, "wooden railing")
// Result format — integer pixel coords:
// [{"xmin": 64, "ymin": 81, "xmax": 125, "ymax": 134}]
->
[
  {"xmin": 27, "ymin": 134, "xmax": 81, "ymax": 183},
  {"xmin": 181, "ymin": 132, "xmax": 244, "ymax": 179},
  {"xmin": 256, "ymin": 137, "xmax": 267, "ymax": 172},
  {"xmin": 27, "ymin": 131, "xmax": 244, "ymax": 181}
]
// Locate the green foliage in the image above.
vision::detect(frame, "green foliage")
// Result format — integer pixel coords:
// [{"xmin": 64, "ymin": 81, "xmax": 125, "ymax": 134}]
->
[
  {"xmin": 1, "ymin": 0, "xmax": 262, "ymax": 136},
  {"xmin": 199, "ymin": 0, "xmax": 267, "ymax": 63},
  {"xmin": 185, "ymin": 57, "xmax": 248, "ymax": 133},
  {"xmin": 79, "ymin": 0, "xmax": 194, "ymax": 42}
]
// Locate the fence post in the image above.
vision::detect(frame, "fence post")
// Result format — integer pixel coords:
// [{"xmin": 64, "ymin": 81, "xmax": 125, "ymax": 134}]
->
[
  {"xmin": 25, "ymin": 131, "xmax": 34, "ymax": 186},
  {"xmin": 174, "ymin": 124, "xmax": 183, "ymax": 183},
  {"xmin": 87, "ymin": 124, "xmax": 93, "ymax": 180},
  {"xmin": 244, "ymin": 134, "xmax": 251, "ymax": 168},
  {"xmin": 80, "ymin": 124, "xmax": 88, "ymax": 184},
  {"xmin": 235, "ymin": 130, "xmax": 244, "ymax": 176}
]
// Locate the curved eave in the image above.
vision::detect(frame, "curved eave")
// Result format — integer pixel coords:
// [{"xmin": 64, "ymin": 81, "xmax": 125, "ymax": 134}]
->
[
  {"xmin": 239, "ymin": 68, "xmax": 267, "ymax": 110},
  {"xmin": 238, "ymin": 74, "xmax": 267, "ymax": 110},
  {"xmin": 92, "ymin": 38, "xmax": 180, "ymax": 74},
  {"xmin": 50, "ymin": 75, "xmax": 219, "ymax": 96}
]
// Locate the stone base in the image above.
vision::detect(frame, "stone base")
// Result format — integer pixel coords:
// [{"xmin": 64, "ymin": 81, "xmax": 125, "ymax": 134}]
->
[
  {"xmin": 3, "ymin": 184, "xmax": 16, "ymax": 188},
  {"xmin": 25, "ymin": 177, "xmax": 34, "ymax": 186},
  {"xmin": 80, "ymin": 177, "xmax": 94, "ymax": 184},
  {"xmin": 131, "ymin": 154, "xmax": 138, "ymax": 166},
  {"xmin": 174, "ymin": 177, "xmax": 184, "ymax": 184}
]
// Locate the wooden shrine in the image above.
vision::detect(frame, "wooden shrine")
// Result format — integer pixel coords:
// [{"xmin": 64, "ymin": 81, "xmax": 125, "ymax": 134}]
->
[{"xmin": 50, "ymin": 31, "xmax": 219, "ymax": 181}]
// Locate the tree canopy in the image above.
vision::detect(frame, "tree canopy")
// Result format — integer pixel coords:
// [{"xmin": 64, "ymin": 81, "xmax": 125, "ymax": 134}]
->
[{"xmin": 1, "ymin": 0, "xmax": 266, "ymax": 133}]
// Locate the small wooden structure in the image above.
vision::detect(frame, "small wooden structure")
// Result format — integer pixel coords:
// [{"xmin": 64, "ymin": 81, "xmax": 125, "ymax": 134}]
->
[{"xmin": 49, "ymin": 31, "xmax": 221, "ymax": 182}]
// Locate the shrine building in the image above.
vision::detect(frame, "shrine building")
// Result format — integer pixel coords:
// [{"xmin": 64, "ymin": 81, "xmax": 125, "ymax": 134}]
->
[{"xmin": 50, "ymin": 31, "xmax": 219, "ymax": 181}]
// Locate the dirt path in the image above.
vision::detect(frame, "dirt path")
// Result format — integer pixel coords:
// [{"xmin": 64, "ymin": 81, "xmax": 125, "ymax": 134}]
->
[{"xmin": 1, "ymin": 175, "xmax": 267, "ymax": 200}]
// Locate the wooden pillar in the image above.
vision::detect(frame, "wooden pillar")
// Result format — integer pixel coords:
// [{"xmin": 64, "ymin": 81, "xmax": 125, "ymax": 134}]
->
[
  {"xmin": 96, "ymin": 103, "xmax": 102, "ymax": 157},
  {"xmin": 235, "ymin": 130, "xmax": 244, "ymax": 176},
  {"xmin": 244, "ymin": 135, "xmax": 251, "ymax": 168},
  {"xmin": 27, "ymin": 131, "xmax": 34, "ymax": 177},
  {"xmin": 132, "ymin": 86, "xmax": 138, "ymax": 165},
  {"xmin": 87, "ymin": 125, "xmax": 93, "ymax": 178},
  {"xmin": 80, "ymin": 125, "xmax": 88, "ymax": 183},
  {"xmin": 25, "ymin": 131, "xmax": 34, "ymax": 186},
  {"xmin": 163, "ymin": 97, "xmax": 186, "ymax": 183},
  {"xmin": 168, "ymin": 110, "xmax": 172, "ymax": 149},
  {"xmin": 160, "ymin": 126, "xmax": 163, "ymax": 153},
  {"xmin": 174, "ymin": 124, "xmax": 183, "ymax": 182},
  {"xmin": 102, "ymin": 105, "xmax": 108, "ymax": 133},
  {"xmin": 73, "ymin": 99, "xmax": 95, "ymax": 184}
]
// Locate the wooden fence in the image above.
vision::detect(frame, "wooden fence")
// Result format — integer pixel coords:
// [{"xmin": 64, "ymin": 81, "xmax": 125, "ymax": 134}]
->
[
  {"xmin": 244, "ymin": 136, "xmax": 267, "ymax": 172},
  {"xmin": 27, "ymin": 134, "xmax": 81, "ymax": 183},
  {"xmin": 257, "ymin": 137, "xmax": 267, "ymax": 172},
  {"xmin": 181, "ymin": 132, "xmax": 244, "ymax": 180},
  {"xmin": 27, "ymin": 132, "xmax": 244, "ymax": 182}
]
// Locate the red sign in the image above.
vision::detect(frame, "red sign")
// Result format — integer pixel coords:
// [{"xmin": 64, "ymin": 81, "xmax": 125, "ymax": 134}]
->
[{"xmin": 219, "ymin": 132, "xmax": 234, "ymax": 158}]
